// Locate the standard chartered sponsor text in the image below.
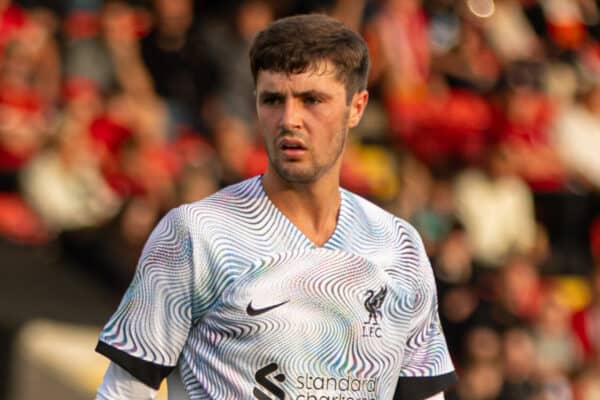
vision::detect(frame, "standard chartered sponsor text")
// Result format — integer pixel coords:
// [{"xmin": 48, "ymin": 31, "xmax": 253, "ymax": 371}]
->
[{"xmin": 295, "ymin": 374, "xmax": 377, "ymax": 400}]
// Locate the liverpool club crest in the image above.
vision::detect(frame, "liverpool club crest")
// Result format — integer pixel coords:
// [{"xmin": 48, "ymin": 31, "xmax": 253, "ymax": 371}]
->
[{"xmin": 362, "ymin": 286, "xmax": 387, "ymax": 338}]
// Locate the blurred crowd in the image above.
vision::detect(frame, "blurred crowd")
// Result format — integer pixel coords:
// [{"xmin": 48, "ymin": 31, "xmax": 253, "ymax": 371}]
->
[{"xmin": 1, "ymin": 0, "xmax": 600, "ymax": 399}]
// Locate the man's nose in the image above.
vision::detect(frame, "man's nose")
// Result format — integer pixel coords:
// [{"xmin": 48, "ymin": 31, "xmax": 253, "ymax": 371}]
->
[{"xmin": 279, "ymin": 98, "xmax": 302, "ymax": 130}]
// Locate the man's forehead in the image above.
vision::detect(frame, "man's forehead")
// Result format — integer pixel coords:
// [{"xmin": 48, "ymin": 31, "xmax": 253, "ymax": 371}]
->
[{"xmin": 256, "ymin": 62, "xmax": 344, "ymax": 92}]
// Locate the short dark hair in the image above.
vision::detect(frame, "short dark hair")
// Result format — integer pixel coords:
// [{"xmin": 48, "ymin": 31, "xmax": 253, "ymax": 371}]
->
[{"xmin": 249, "ymin": 14, "xmax": 370, "ymax": 100}]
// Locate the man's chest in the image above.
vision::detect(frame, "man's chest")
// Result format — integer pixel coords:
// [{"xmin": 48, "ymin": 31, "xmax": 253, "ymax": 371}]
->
[{"xmin": 188, "ymin": 248, "xmax": 415, "ymax": 374}]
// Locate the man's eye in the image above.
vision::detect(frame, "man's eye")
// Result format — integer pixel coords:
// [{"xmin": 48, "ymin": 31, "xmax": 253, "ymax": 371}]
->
[
  {"xmin": 261, "ymin": 96, "xmax": 282, "ymax": 105},
  {"xmin": 303, "ymin": 96, "xmax": 321, "ymax": 105}
]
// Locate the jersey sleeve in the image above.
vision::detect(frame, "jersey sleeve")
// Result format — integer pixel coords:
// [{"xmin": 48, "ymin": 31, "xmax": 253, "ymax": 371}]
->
[
  {"xmin": 394, "ymin": 226, "xmax": 457, "ymax": 399},
  {"xmin": 96, "ymin": 207, "xmax": 194, "ymax": 389},
  {"xmin": 96, "ymin": 362, "xmax": 158, "ymax": 399}
]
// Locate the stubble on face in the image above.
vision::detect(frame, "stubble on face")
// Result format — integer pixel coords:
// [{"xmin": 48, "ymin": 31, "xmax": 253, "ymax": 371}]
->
[
  {"xmin": 268, "ymin": 110, "xmax": 349, "ymax": 185},
  {"xmin": 257, "ymin": 68, "xmax": 354, "ymax": 185}
]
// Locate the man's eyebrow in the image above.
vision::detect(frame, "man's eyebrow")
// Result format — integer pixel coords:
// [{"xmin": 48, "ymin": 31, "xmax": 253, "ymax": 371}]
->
[
  {"xmin": 292, "ymin": 90, "xmax": 332, "ymax": 100},
  {"xmin": 258, "ymin": 89, "xmax": 333, "ymax": 100},
  {"xmin": 258, "ymin": 90, "xmax": 283, "ymax": 99}
]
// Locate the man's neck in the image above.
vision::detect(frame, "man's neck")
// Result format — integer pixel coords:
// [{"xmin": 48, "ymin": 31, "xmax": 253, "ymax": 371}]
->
[{"xmin": 261, "ymin": 172, "xmax": 341, "ymax": 247}]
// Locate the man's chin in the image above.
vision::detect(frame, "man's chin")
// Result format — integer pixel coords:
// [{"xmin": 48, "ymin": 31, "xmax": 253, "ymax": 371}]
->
[{"xmin": 273, "ymin": 165, "xmax": 319, "ymax": 184}]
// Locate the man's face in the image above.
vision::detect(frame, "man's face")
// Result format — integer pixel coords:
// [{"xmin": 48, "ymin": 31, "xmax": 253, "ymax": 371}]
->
[{"xmin": 256, "ymin": 62, "xmax": 367, "ymax": 184}]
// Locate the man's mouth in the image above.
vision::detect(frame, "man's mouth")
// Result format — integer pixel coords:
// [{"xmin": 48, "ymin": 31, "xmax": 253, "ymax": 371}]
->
[{"xmin": 279, "ymin": 138, "xmax": 307, "ymax": 156}]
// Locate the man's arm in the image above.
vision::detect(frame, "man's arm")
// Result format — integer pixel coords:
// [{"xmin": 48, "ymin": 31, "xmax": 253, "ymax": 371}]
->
[
  {"xmin": 393, "ymin": 224, "xmax": 457, "ymax": 399},
  {"xmin": 96, "ymin": 362, "xmax": 158, "ymax": 400},
  {"xmin": 96, "ymin": 207, "xmax": 194, "ymax": 391},
  {"xmin": 426, "ymin": 393, "xmax": 445, "ymax": 400}
]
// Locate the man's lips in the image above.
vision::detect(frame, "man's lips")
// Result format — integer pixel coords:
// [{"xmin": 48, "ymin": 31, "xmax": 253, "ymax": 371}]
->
[{"xmin": 278, "ymin": 137, "xmax": 307, "ymax": 157}]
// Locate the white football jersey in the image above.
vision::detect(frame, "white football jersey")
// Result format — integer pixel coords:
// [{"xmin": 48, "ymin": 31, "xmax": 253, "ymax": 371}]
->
[{"xmin": 97, "ymin": 176, "xmax": 456, "ymax": 399}]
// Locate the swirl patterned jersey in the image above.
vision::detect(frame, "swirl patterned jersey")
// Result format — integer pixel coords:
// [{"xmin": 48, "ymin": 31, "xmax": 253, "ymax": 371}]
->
[{"xmin": 96, "ymin": 175, "xmax": 457, "ymax": 400}]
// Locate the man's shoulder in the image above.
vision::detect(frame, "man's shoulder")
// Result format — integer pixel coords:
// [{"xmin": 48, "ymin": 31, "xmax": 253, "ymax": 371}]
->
[
  {"xmin": 182, "ymin": 176, "xmax": 263, "ymax": 212},
  {"xmin": 342, "ymin": 188, "xmax": 413, "ymax": 231},
  {"xmin": 341, "ymin": 190, "xmax": 430, "ymax": 282},
  {"xmin": 161, "ymin": 176, "xmax": 264, "ymax": 232},
  {"xmin": 341, "ymin": 189, "xmax": 425, "ymax": 252}
]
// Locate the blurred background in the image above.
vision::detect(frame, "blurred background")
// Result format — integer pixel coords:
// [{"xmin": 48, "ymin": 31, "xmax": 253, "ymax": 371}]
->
[{"xmin": 0, "ymin": 0, "xmax": 599, "ymax": 399}]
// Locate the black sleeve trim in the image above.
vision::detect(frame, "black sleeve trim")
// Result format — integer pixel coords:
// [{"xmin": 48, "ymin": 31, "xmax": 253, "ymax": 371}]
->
[
  {"xmin": 95, "ymin": 341, "xmax": 175, "ymax": 390},
  {"xmin": 394, "ymin": 371, "xmax": 458, "ymax": 399}
]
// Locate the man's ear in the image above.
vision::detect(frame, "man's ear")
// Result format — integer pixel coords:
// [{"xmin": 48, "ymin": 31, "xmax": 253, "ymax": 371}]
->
[{"xmin": 348, "ymin": 90, "xmax": 369, "ymax": 128}]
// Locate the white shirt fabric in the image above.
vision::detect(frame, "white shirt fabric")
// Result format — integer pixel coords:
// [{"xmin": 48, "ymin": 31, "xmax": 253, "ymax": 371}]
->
[{"xmin": 96, "ymin": 176, "xmax": 456, "ymax": 399}]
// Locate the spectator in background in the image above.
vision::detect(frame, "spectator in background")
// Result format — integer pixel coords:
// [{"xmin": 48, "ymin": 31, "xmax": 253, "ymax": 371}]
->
[
  {"xmin": 379, "ymin": 3, "xmax": 496, "ymax": 171},
  {"xmin": 212, "ymin": 112, "xmax": 263, "ymax": 185},
  {"xmin": 195, "ymin": 1, "xmax": 275, "ymax": 186},
  {"xmin": 490, "ymin": 61, "xmax": 566, "ymax": 193},
  {"xmin": 202, "ymin": 0, "xmax": 273, "ymax": 125},
  {"xmin": 447, "ymin": 325, "xmax": 504, "ymax": 399},
  {"xmin": 533, "ymin": 291, "xmax": 583, "ymax": 378},
  {"xmin": 19, "ymin": 95, "xmax": 122, "ymax": 234},
  {"xmin": 63, "ymin": 0, "xmax": 133, "ymax": 94},
  {"xmin": 390, "ymin": 154, "xmax": 433, "ymax": 221},
  {"xmin": 0, "ymin": 0, "xmax": 26, "ymax": 52},
  {"xmin": 498, "ymin": 256, "xmax": 545, "ymax": 323},
  {"xmin": 480, "ymin": 0, "xmax": 543, "ymax": 62},
  {"xmin": 433, "ymin": 221, "xmax": 478, "ymax": 354},
  {"xmin": 0, "ymin": 79, "xmax": 47, "ymax": 179},
  {"xmin": 369, "ymin": 0, "xmax": 430, "ymax": 99},
  {"xmin": 463, "ymin": 324, "xmax": 503, "ymax": 366},
  {"xmin": 412, "ymin": 175, "xmax": 456, "ymax": 255},
  {"xmin": 454, "ymin": 144, "xmax": 537, "ymax": 268},
  {"xmin": 572, "ymin": 364, "xmax": 600, "ymax": 400},
  {"xmin": 0, "ymin": 0, "xmax": 57, "ymax": 173},
  {"xmin": 540, "ymin": 0, "xmax": 595, "ymax": 52},
  {"xmin": 0, "ymin": 0, "xmax": 57, "ymax": 243},
  {"xmin": 140, "ymin": 0, "xmax": 220, "ymax": 131},
  {"xmin": 11, "ymin": 4, "xmax": 60, "ymax": 105},
  {"xmin": 431, "ymin": 12, "xmax": 502, "ymax": 92},
  {"xmin": 554, "ymin": 84, "xmax": 600, "ymax": 191},
  {"xmin": 499, "ymin": 326, "xmax": 538, "ymax": 400},
  {"xmin": 572, "ymin": 266, "xmax": 600, "ymax": 365},
  {"xmin": 450, "ymin": 360, "xmax": 504, "ymax": 400}
]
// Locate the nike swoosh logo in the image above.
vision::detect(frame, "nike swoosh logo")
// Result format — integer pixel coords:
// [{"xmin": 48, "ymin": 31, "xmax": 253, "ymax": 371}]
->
[{"xmin": 246, "ymin": 300, "xmax": 289, "ymax": 316}]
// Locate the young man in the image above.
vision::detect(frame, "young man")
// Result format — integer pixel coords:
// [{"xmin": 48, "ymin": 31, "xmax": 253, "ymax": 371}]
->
[{"xmin": 95, "ymin": 14, "xmax": 456, "ymax": 400}]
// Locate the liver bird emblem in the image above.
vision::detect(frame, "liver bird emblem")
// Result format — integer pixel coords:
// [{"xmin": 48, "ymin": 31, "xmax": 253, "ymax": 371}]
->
[{"xmin": 364, "ymin": 286, "xmax": 387, "ymax": 325}]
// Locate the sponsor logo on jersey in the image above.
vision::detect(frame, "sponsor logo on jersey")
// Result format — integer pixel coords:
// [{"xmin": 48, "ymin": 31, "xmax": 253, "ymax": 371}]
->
[
  {"xmin": 362, "ymin": 286, "xmax": 387, "ymax": 338},
  {"xmin": 296, "ymin": 375, "xmax": 378, "ymax": 399},
  {"xmin": 254, "ymin": 362, "xmax": 286, "ymax": 399},
  {"xmin": 254, "ymin": 362, "xmax": 379, "ymax": 400},
  {"xmin": 247, "ymin": 300, "xmax": 290, "ymax": 316}
]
